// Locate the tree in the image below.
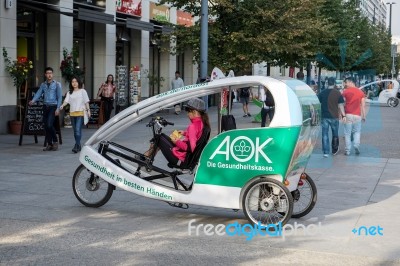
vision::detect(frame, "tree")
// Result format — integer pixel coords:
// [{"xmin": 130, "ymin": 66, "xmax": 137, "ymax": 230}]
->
[
  {"xmin": 159, "ymin": 0, "xmax": 332, "ymax": 73},
  {"xmin": 159, "ymin": 0, "xmax": 392, "ymax": 77},
  {"xmin": 316, "ymin": 0, "xmax": 391, "ymax": 76}
]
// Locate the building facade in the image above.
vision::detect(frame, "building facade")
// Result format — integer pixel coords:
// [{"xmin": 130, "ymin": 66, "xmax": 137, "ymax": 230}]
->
[
  {"xmin": 359, "ymin": 0, "xmax": 387, "ymax": 26},
  {"xmin": 0, "ymin": 0, "xmax": 198, "ymax": 134}
]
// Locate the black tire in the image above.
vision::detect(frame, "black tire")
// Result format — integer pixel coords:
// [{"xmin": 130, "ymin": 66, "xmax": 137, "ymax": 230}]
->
[
  {"xmin": 72, "ymin": 164, "xmax": 114, "ymax": 208},
  {"xmin": 242, "ymin": 178, "xmax": 293, "ymax": 227},
  {"xmin": 387, "ymin": 97, "xmax": 399, "ymax": 107},
  {"xmin": 291, "ymin": 174, "xmax": 317, "ymax": 218}
]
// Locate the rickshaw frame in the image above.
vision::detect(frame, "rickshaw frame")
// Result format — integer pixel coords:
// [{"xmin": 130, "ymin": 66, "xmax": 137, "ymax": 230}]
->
[{"xmin": 73, "ymin": 76, "xmax": 320, "ymax": 226}]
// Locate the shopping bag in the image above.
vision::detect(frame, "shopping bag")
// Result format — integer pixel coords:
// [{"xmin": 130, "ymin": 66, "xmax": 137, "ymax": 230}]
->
[
  {"xmin": 84, "ymin": 110, "xmax": 89, "ymax": 125},
  {"xmin": 221, "ymin": 115, "xmax": 236, "ymax": 132}
]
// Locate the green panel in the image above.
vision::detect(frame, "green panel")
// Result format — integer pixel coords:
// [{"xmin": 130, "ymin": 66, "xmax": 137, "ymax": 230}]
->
[{"xmin": 195, "ymin": 126, "xmax": 301, "ymax": 188}]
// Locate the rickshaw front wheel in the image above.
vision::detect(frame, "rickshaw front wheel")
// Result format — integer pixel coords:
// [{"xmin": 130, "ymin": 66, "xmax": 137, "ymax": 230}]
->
[
  {"xmin": 242, "ymin": 177, "xmax": 293, "ymax": 227},
  {"xmin": 72, "ymin": 164, "xmax": 114, "ymax": 208}
]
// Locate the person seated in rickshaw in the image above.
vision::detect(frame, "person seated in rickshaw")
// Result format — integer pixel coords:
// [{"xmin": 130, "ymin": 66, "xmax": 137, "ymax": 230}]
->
[
  {"xmin": 387, "ymin": 81, "xmax": 394, "ymax": 90},
  {"xmin": 144, "ymin": 98, "xmax": 211, "ymax": 166}
]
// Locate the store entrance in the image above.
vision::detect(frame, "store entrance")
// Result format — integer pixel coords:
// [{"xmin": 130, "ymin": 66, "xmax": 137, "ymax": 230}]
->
[{"xmin": 16, "ymin": 36, "xmax": 35, "ymax": 98}]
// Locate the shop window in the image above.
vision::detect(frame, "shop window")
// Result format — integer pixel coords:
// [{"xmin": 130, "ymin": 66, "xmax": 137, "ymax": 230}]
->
[
  {"xmin": 149, "ymin": 36, "xmax": 161, "ymax": 96},
  {"xmin": 17, "ymin": 10, "xmax": 35, "ymax": 32},
  {"xmin": 116, "ymin": 44, "xmax": 124, "ymax": 66},
  {"xmin": 177, "ymin": 53, "xmax": 185, "ymax": 80},
  {"xmin": 74, "ymin": 20, "xmax": 86, "ymax": 39}
]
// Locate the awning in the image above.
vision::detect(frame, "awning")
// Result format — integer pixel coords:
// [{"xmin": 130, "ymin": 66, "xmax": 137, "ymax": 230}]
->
[
  {"xmin": 126, "ymin": 18, "xmax": 154, "ymax": 32},
  {"xmin": 78, "ymin": 7, "xmax": 114, "ymax": 25},
  {"xmin": 161, "ymin": 26, "xmax": 174, "ymax": 34}
]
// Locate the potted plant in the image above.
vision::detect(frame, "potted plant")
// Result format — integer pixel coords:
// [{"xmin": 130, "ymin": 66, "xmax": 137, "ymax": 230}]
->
[
  {"xmin": 2, "ymin": 47, "xmax": 33, "ymax": 134},
  {"xmin": 60, "ymin": 47, "xmax": 85, "ymax": 83}
]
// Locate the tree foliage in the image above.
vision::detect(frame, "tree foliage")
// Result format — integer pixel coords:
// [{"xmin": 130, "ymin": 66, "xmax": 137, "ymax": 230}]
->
[
  {"xmin": 316, "ymin": 0, "xmax": 392, "ymax": 75},
  {"xmin": 158, "ymin": 0, "xmax": 392, "ymax": 76}
]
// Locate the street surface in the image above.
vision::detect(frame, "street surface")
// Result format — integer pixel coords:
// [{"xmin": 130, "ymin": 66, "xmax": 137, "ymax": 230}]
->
[{"xmin": 1, "ymin": 100, "xmax": 400, "ymax": 265}]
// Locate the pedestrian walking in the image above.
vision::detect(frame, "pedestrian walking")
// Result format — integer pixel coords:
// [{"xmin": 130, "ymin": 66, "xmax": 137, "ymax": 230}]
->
[
  {"xmin": 171, "ymin": 71, "xmax": 185, "ymax": 114},
  {"xmin": 238, "ymin": 87, "xmax": 253, "ymax": 117},
  {"xmin": 97, "ymin": 74, "xmax": 116, "ymax": 122},
  {"xmin": 318, "ymin": 77, "xmax": 345, "ymax": 158},
  {"xmin": 296, "ymin": 71, "xmax": 305, "ymax": 81},
  {"xmin": 29, "ymin": 67, "xmax": 62, "ymax": 151},
  {"xmin": 259, "ymin": 86, "xmax": 275, "ymax": 127},
  {"xmin": 342, "ymin": 77, "xmax": 366, "ymax": 156},
  {"xmin": 60, "ymin": 76, "xmax": 90, "ymax": 153}
]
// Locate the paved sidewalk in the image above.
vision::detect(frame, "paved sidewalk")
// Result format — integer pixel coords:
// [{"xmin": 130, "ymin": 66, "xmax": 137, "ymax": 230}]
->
[{"xmin": 0, "ymin": 102, "xmax": 399, "ymax": 265}]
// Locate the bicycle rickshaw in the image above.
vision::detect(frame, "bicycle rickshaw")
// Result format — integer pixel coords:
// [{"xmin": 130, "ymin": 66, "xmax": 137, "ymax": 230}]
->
[
  {"xmin": 73, "ymin": 76, "xmax": 320, "ymax": 227},
  {"xmin": 361, "ymin": 79, "xmax": 400, "ymax": 107}
]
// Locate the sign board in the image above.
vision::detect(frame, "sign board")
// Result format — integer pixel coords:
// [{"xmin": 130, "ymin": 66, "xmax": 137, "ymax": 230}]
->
[
  {"xmin": 74, "ymin": 0, "xmax": 106, "ymax": 9},
  {"xmin": 19, "ymin": 87, "xmax": 62, "ymax": 146},
  {"xmin": 177, "ymin": 10, "xmax": 194, "ymax": 27},
  {"xmin": 116, "ymin": 0, "xmax": 142, "ymax": 17},
  {"xmin": 150, "ymin": 2, "xmax": 169, "ymax": 22},
  {"xmin": 87, "ymin": 100, "xmax": 104, "ymax": 127},
  {"xmin": 392, "ymin": 45, "xmax": 398, "ymax": 58}
]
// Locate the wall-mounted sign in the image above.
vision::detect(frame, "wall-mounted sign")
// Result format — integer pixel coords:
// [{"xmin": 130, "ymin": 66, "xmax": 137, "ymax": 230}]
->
[
  {"xmin": 177, "ymin": 10, "xmax": 194, "ymax": 27},
  {"xmin": 150, "ymin": 2, "xmax": 169, "ymax": 22},
  {"xmin": 116, "ymin": 0, "xmax": 142, "ymax": 17},
  {"xmin": 5, "ymin": 0, "xmax": 13, "ymax": 9}
]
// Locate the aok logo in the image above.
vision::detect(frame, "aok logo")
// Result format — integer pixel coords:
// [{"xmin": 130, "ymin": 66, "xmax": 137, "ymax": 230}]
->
[{"xmin": 209, "ymin": 136, "xmax": 273, "ymax": 163}]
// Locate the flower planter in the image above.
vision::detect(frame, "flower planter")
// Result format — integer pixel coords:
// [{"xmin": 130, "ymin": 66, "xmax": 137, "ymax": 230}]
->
[{"xmin": 8, "ymin": 120, "xmax": 22, "ymax": 135}]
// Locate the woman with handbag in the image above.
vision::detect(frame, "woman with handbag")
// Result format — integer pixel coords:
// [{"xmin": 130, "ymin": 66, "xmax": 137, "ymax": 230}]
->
[
  {"xmin": 97, "ymin": 74, "xmax": 116, "ymax": 122},
  {"xmin": 60, "ymin": 76, "xmax": 90, "ymax": 153}
]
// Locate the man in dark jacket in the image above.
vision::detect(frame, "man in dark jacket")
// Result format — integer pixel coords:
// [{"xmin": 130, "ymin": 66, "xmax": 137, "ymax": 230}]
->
[{"xmin": 318, "ymin": 77, "xmax": 345, "ymax": 157}]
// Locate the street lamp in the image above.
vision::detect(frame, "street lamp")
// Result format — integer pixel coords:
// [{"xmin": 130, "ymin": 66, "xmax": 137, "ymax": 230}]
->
[{"xmin": 386, "ymin": 2, "xmax": 396, "ymax": 36}]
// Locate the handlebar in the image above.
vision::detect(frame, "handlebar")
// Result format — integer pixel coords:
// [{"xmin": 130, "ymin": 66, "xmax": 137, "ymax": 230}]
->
[{"xmin": 146, "ymin": 117, "xmax": 174, "ymax": 128}]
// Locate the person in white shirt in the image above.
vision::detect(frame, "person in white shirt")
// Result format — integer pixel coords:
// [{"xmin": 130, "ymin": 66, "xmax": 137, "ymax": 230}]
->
[
  {"xmin": 259, "ymin": 86, "xmax": 275, "ymax": 127},
  {"xmin": 171, "ymin": 70, "xmax": 184, "ymax": 90},
  {"xmin": 60, "ymin": 76, "xmax": 90, "ymax": 153},
  {"xmin": 171, "ymin": 71, "xmax": 185, "ymax": 114}
]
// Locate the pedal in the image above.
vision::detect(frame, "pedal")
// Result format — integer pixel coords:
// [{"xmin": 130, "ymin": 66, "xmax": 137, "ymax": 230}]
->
[
  {"xmin": 134, "ymin": 169, "xmax": 141, "ymax": 177},
  {"xmin": 166, "ymin": 202, "xmax": 189, "ymax": 209}
]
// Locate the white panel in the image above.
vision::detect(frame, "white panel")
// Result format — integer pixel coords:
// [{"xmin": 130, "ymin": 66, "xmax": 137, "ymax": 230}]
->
[
  {"xmin": 85, "ymin": 76, "xmax": 306, "ymax": 145},
  {"xmin": 80, "ymin": 145, "xmax": 242, "ymax": 209}
]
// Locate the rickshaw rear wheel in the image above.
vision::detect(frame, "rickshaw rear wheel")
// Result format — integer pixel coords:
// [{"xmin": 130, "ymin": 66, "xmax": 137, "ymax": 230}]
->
[
  {"xmin": 242, "ymin": 178, "xmax": 293, "ymax": 227},
  {"xmin": 387, "ymin": 97, "xmax": 399, "ymax": 107},
  {"xmin": 291, "ymin": 174, "xmax": 317, "ymax": 218},
  {"xmin": 72, "ymin": 164, "xmax": 114, "ymax": 208}
]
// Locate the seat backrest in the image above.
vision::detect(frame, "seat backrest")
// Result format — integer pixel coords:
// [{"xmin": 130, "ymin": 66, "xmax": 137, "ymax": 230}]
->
[{"xmin": 181, "ymin": 126, "xmax": 211, "ymax": 170}]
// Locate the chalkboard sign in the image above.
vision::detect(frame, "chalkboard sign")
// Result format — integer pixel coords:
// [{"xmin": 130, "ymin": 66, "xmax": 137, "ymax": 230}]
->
[
  {"xmin": 19, "ymin": 87, "xmax": 62, "ymax": 146},
  {"xmin": 87, "ymin": 100, "xmax": 104, "ymax": 127},
  {"xmin": 24, "ymin": 88, "xmax": 45, "ymax": 135}
]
